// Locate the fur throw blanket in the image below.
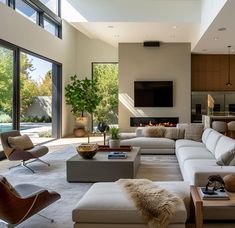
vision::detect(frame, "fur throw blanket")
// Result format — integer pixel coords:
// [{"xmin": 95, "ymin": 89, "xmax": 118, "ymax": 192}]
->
[{"xmin": 117, "ymin": 179, "xmax": 183, "ymax": 228}]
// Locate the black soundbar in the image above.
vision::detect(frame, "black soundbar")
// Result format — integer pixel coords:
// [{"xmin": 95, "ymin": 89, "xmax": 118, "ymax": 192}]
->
[{"xmin": 143, "ymin": 41, "xmax": 160, "ymax": 47}]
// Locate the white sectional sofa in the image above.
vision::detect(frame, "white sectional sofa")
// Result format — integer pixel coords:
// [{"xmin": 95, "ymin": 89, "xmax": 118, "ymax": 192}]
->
[
  {"xmin": 177, "ymin": 127, "xmax": 235, "ymax": 187},
  {"xmin": 73, "ymin": 126, "xmax": 235, "ymax": 227},
  {"xmin": 120, "ymin": 125, "xmax": 235, "ymax": 187}
]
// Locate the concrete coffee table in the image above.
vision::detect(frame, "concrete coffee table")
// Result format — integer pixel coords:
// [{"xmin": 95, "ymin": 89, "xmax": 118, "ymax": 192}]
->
[{"xmin": 66, "ymin": 147, "xmax": 140, "ymax": 182}]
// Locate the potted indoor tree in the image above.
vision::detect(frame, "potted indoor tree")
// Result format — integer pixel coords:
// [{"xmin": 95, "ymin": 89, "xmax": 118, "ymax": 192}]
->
[
  {"xmin": 65, "ymin": 75, "xmax": 102, "ymax": 136},
  {"xmin": 109, "ymin": 126, "xmax": 120, "ymax": 148}
]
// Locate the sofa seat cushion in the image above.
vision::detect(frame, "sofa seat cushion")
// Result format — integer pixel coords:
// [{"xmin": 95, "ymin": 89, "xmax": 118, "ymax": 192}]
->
[
  {"xmin": 73, "ymin": 182, "xmax": 189, "ymax": 224},
  {"xmin": 175, "ymin": 139, "xmax": 205, "ymax": 152},
  {"xmin": 26, "ymin": 145, "xmax": 48, "ymax": 157},
  {"xmin": 183, "ymin": 159, "xmax": 235, "ymax": 186},
  {"xmin": 120, "ymin": 137, "xmax": 175, "ymax": 149},
  {"xmin": 177, "ymin": 147, "xmax": 214, "ymax": 166}
]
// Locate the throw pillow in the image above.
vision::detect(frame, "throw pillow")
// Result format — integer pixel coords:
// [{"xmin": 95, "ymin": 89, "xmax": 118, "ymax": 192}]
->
[
  {"xmin": 164, "ymin": 127, "xmax": 180, "ymax": 140},
  {"xmin": 216, "ymin": 149, "xmax": 235, "ymax": 166},
  {"xmin": 184, "ymin": 124, "xmax": 204, "ymax": 142},
  {"xmin": 8, "ymin": 135, "xmax": 34, "ymax": 150},
  {"xmin": 176, "ymin": 123, "xmax": 188, "ymax": 139},
  {"xmin": 0, "ymin": 175, "xmax": 20, "ymax": 196},
  {"xmin": 143, "ymin": 127, "xmax": 165, "ymax": 137},
  {"xmin": 135, "ymin": 127, "xmax": 144, "ymax": 137}
]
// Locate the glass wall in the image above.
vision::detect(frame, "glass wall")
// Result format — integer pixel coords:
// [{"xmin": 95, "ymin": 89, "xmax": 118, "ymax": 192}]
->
[
  {"xmin": 0, "ymin": 40, "xmax": 61, "ymax": 155},
  {"xmin": 20, "ymin": 52, "xmax": 53, "ymax": 139},
  {"xmin": 0, "ymin": 45, "xmax": 14, "ymax": 134},
  {"xmin": 92, "ymin": 63, "xmax": 118, "ymax": 131},
  {"xmin": 192, "ymin": 91, "xmax": 235, "ymax": 122}
]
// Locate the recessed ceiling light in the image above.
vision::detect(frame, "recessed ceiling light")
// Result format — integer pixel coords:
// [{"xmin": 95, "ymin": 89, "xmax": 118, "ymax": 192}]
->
[
  {"xmin": 213, "ymin": 37, "xmax": 219, "ymax": 41},
  {"xmin": 218, "ymin": 27, "xmax": 226, "ymax": 31},
  {"xmin": 108, "ymin": 25, "xmax": 114, "ymax": 29},
  {"xmin": 173, "ymin": 25, "xmax": 177, "ymax": 29}
]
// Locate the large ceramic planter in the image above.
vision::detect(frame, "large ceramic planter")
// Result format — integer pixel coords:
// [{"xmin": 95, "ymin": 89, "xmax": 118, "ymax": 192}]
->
[
  {"xmin": 74, "ymin": 128, "xmax": 86, "ymax": 137},
  {"xmin": 75, "ymin": 116, "xmax": 89, "ymax": 129},
  {"xmin": 109, "ymin": 139, "xmax": 120, "ymax": 148}
]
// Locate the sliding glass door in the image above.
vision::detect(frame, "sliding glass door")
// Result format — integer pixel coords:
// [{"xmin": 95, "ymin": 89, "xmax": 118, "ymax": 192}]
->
[
  {"xmin": 0, "ymin": 45, "xmax": 14, "ymax": 134},
  {"xmin": 20, "ymin": 52, "xmax": 53, "ymax": 140},
  {"xmin": 0, "ymin": 40, "xmax": 61, "ymax": 152}
]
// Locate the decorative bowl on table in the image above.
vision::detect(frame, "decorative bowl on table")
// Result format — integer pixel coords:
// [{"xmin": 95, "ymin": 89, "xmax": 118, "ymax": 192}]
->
[{"xmin": 76, "ymin": 143, "xmax": 98, "ymax": 159}]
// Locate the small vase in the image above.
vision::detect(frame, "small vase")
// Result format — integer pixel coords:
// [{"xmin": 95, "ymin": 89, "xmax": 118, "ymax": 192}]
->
[
  {"xmin": 109, "ymin": 139, "xmax": 120, "ymax": 148},
  {"xmin": 97, "ymin": 122, "xmax": 108, "ymax": 132}
]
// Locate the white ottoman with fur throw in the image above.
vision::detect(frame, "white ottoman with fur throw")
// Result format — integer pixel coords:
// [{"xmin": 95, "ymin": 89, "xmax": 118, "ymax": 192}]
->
[{"xmin": 72, "ymin": 180, "xmax": 190, "ymax": 228}]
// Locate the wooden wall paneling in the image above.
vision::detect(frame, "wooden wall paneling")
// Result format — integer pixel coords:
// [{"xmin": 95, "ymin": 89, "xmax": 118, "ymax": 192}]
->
[{"xmin": 191, "ymin": 54, "xmax": 235, "ymax": 91}]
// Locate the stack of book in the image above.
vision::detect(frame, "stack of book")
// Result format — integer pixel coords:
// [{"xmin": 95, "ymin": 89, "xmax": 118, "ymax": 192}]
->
[
  {"xmin": 108, "ymin": 152, "xmax": 127, "ymax": 159},
  {"xmin": 199, "ymin": 187, "xmax": 229, "ymax": 200}
]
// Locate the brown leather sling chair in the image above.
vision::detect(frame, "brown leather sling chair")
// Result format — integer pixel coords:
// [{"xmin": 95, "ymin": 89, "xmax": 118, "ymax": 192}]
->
[
  {"xmin": 0, "ymin": 175, "xmax": 60, "ymax": 227},
  {"xmin": 0, "ymin": 130, "xmax": 50, "ymax": 173}
]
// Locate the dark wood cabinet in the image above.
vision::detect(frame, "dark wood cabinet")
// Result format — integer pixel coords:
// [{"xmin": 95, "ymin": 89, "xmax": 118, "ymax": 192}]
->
[{"xmin": 192, "ymin": 54, "xmax": 235, "ymax": 91}]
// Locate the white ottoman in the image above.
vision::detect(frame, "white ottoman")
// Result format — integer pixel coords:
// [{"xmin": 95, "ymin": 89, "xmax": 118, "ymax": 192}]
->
[{"xmin": 73, "ymin": 181, "xmax": 190, "ymax": 228}]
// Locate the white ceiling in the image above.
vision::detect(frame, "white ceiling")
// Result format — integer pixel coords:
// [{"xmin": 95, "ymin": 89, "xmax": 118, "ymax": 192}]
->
[
  {"xmin": 193, "ymin": 0, "xmax": 235, "ymax": 54},
  {"xmin": 62, "ymin": 0, "xmax": 234, "ymax": 54}
]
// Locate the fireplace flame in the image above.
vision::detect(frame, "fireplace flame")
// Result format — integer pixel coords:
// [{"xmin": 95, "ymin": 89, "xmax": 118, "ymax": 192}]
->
[{"xmin": 142, "ymin": 121, "xmax": 176, "ymax": 127}]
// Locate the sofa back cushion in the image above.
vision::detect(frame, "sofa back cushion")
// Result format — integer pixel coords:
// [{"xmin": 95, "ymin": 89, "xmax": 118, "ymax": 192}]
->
[
  {"xmin": 164, "ymin": 127, "xmax": 180, "ymax": 140},
  {"xmin": 184, "ymin": 123, "xmax": 204, "ymax": 142},
  {"xmin": 202, "ymin": 128, "xmax": 213, "ymax": 144},
  {"xmin": 205, "ymin": 130, "xmax": 222, "ymax": 154},
  {"xmin": 143, "ymin": 127, "xmax": 165, "ymax": 137},
  {"xmin": 214, "ymin": 135, "xmax": 235, "ymax": 160},
  {"xmin": 216, "ymin": 150, "xmax": 235, "ymax": 166}
]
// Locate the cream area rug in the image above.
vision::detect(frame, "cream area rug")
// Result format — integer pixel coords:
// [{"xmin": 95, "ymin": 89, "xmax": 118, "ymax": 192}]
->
[{"xmin": 0, "ymin": 145, "xmax": 182, "ymax": 228}]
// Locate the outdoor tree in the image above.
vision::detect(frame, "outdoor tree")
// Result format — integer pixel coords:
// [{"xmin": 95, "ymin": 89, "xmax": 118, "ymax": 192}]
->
[
  {"xmin": 0, "ymin": 47, "xmax": 13, "ymax": 115},
  {"xmin": 0, "ymin": 47, "xmax": 52, "ymax": 121},
  {"xmin": 93, "ymin": 64, "xmax": 118, "ymax": 125},
  {"xmin": 20, "ymin": 53, "xmax": 39, "ymax": 115},
  {"xmin": 39, "ymin": 70, "xmax": 52, "ymax": 96}
]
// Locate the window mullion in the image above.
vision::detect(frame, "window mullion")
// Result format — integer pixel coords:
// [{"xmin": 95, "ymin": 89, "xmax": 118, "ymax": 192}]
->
[{"xmin": 38, "ymin": 11, "xmax": 44, "ymax": 27}]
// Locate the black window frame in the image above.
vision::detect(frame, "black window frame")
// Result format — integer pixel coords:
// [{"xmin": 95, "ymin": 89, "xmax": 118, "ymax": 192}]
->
[
  {"xmin": 0, "ymin": 38, "xmax": 62, "ymax": 139},
  {"xmin": 5, "ymin": 0, "xmax": 62, "ymax": 38}
]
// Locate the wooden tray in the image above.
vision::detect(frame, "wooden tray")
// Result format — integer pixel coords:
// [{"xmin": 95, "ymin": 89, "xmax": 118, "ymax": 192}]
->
[{"xmin": 98, "ymin": 145, "xmax": 132, "ymax": 152}]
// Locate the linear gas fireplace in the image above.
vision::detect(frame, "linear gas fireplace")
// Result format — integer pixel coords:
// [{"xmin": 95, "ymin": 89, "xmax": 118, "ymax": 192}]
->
[{"xmin": 130, "ymin": 117, "xmax": 179, "ymax": 127}]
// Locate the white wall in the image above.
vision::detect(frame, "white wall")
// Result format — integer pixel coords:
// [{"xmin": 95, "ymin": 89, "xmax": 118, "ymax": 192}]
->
[
  {"xmin": 0, "ymin": 4, "xmax": 118, "ymax": 136},
  {"xmin": 119, "ymin": 43, "xmax": 191, "ymax": 132},
  {"xmin": 76, "ymin": 31, "xmax": 118, "ymax": 78}
]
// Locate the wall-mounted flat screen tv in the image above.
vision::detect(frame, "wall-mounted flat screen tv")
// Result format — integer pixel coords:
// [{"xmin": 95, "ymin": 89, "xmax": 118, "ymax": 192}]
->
[{"xmin": 134, "ymin": 81, "xmax": 173, "ymax": 107}]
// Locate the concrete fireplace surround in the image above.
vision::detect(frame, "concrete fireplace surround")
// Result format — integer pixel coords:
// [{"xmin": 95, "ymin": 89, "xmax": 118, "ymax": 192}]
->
[{"xmin": 118, "ymin": 43, "xmax": 191, "ymax": 132}]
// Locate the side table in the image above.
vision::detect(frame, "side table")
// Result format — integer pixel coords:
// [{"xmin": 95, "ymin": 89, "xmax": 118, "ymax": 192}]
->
[
  {"xmin": 190, "ymin": 185, "xmax": 235, "ymax": 228},
  {"xmin": 87, "ymin": 131, "xmax": 107, "ymax": 145}
]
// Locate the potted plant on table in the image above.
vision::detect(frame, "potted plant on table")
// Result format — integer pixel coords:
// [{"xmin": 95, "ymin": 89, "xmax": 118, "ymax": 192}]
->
[
  {"xmin": 65, "ymin": 75, "xmax": 102, "ymax": 137},
  {"xmin": 109, "ymin": 126, "xmax": 120, "ymax": 148}
]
